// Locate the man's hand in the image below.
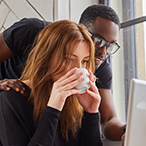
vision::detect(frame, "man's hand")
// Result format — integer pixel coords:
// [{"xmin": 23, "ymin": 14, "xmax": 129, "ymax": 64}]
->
[
  {"xmin": 0, "ymin": 79, "xmax": 25, "ymax": 94},
  {"xmin": 99, "ymin": 88, "xmax": 126, "ymax": 140}
]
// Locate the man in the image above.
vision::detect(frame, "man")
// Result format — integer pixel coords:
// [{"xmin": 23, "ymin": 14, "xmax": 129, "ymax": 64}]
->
[
  {"xmin": 79, "ymin": 5, "xmax": 126, "ymax": 141},
  {"xmin": 0, "ymin": 4, "xmax": 126, "ymax": 141}
]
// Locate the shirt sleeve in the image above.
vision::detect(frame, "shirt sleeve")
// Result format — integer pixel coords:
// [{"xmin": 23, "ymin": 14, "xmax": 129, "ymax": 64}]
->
[
  {"xmin": 3, "ymin": 18, "xmax": 50, "ymax": 55},
  {"xmin": 79, "ymin": 111, "xmax": 103, "ymax": 146},
  {"xmin": 29, "ymin": 107, "xmax": 60, "ymax": 146},
  {"xmin": 0, "ymin": 90, "xmax": 60, "ymax": 146},
  {"xmin": 95, "ymin": 59, "xmax": 112, "ymax": 89}
]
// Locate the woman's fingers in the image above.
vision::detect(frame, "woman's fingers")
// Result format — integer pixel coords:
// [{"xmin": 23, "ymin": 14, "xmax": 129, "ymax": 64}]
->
[
  {"xmin": 87, "ymin": 81, "xmax": 101, "ymax": 101},
  {"xmin": 88, "ymin": 81, "xmax": 98, "ymax": 93},
  {"xmin": 57, "ymin": 68, "xmax": 84, "ymax": 88},
  {"xmin": 65, "ymin": 88, "xmax": 82, "ymax": 96},
  {"xmin": 88, "ymin": 69, "xmax": 96, "ymax": 83},
  {"xmin": 86, "ymin": 88, "xmax": 100, "ymax": 101},
  {"xmin": 57, "ymin": 67, "xmax": 77, "ymax": 82},
  {"xmin": 62, "ymin": 76, "xmax": 84, "ymax": 91},
  {"xmin": 62, "ymin": 71, "xmax": 83, "ymax": 86}
]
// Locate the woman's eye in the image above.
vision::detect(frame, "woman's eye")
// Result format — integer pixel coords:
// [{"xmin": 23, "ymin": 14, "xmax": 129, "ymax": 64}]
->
[
  {"xmin": 82, "ymin": 60, "xmax": 89, "ymax": 64},
  {"xmin": 64, "ymin": 58, "xmax": 73, "ymax": 61}
]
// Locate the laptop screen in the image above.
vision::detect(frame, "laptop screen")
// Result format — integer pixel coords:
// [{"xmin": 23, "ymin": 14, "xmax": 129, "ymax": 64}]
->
[{"xmin": 125, "ymin": 78, "xmax": 146, "ymax": 146}]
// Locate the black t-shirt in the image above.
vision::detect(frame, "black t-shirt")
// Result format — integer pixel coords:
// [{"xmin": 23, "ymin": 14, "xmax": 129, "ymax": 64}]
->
[
  {"xmin": 95, "ymin": 59, "xmax": 112, "ymax": 89},
  {"xmin": 1, "ymin": 18, "xmax": 112, "ymax": 89},
  {"xmin": 0, "ymin": 83, "xmax": 102, "ymax": 146},
  {"xmin": 0, "ymin": 18, "xmax": 51, "ymax": 80}
]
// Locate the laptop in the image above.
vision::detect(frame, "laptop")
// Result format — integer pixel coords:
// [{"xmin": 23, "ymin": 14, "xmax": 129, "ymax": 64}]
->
[{"xmin": 124, "ymin": 78, "xmax": 146, "ymax": 146}]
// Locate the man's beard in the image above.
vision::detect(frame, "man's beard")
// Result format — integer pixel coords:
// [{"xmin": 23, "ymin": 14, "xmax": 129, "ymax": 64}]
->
[{"xmin": 95, "ymin": 53, "xmax": 108, "ymax": 69}]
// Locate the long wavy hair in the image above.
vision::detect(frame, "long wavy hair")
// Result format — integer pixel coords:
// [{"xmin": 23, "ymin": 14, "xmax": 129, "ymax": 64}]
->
[{"xmin": 21, "ymin": 20, "xmax": 95, "ymax": 140}]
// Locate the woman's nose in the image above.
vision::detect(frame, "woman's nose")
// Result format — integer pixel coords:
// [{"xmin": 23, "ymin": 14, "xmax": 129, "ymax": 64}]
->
[{"xmin": 75, "ymin": 62, "xmax": 82, "ymax": 68}]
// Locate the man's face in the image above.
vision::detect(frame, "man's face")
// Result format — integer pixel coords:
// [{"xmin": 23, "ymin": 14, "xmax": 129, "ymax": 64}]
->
[{"xmin": 88, "ymin": 17, "xmax": 119, "ymax": 68}]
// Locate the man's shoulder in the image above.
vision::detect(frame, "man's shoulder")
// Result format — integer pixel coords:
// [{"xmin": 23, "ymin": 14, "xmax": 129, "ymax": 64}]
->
[
  {"xmin": 0, "ymin": 83, "xmax": 30, "ymax": 105},
  {"xmin": 0, "ymin": 88, "xmax": 34, "ymax": 145},
  {"xmin": 18, "ymin": 18, "xmax": 51, "ymax": 28},
  {"xmin": 4, "ymin": 18, "xmax": 51, "ymax": 40},
  {"xmin": 0, "ymin": 86, "xmax": 32, "ymax": 121},
  {"xmin": 3, "ymin": 18, "xmax": 51, "ymax": 55},
  {"xmin": 0, "ymin": 89, "xmax": 27, "ymax": 105}
]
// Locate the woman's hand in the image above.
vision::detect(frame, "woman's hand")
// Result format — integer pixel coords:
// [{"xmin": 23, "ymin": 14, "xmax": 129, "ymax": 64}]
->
[
  {"xmin": 77, "ymin": 69, "xmax": 101, "ymax": 113},
  {"xmin": 0, "ymin": 78, "xmax": 25, "ymax": 94},
  {"xmin": 47, "ymin": 67, "xmax": 84, "ymax": 111}
]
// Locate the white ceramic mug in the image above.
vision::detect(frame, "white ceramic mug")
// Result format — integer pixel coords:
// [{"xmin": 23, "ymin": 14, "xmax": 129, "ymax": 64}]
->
[{"xmin": 75, "ymin": 68, "xmax": 90, "ymax": 94}]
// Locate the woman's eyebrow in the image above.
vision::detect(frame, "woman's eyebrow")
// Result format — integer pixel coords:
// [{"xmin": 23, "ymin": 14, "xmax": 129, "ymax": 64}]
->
[
  {"xmin": 72, "ymin": 54, "xmax": 90, "ymax": 59},
  {"xmin": 84, "ymin": 56, "xmax": 90, "ymax": 59}
]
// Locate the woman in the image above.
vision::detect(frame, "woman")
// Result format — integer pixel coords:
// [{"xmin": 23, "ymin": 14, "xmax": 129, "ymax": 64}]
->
[{"xmin": 0, "ymin": 20, "xmax": 102, "ymax": 146}]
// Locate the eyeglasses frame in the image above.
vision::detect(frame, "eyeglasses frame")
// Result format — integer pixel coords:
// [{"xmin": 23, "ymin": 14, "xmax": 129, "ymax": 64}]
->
[{"xmin": 89, "ymin": 32, "xmax": 120, "ymax": 55}]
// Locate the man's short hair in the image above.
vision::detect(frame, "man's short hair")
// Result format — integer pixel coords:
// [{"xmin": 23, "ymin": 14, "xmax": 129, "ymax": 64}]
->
[{"xmin": 79, "ymin": 4, "xmax": 120, "ymax": 28}]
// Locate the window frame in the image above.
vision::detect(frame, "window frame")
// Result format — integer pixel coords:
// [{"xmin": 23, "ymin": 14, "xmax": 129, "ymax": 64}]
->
[{"xmin": 100, "ymin": 0, "xmax": 146, "ymax": 117}]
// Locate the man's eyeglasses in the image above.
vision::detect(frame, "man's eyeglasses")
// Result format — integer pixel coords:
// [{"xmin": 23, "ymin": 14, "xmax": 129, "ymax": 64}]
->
[{"xmin": 89, "ymin": 32, "xmax": 120, "ymax": 55}]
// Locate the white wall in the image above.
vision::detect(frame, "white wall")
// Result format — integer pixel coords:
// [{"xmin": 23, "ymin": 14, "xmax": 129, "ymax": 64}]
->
[
  {"xmin": 70, "ymin": 0, "xmax": 98, "ymax": 23},
  {"xmin": 54, "ymin": 0, "xmax": 99, "ymax": 22},
  {"xmin": 0, "ymin": 0, "xmax": 54, "ymax": 31},
  {"xmin": 0, "ymin": 0, "xmax": 99, "ymax": 31}
]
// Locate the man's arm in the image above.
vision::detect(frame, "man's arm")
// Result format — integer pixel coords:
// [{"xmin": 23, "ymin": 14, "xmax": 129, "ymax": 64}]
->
[
  {"xmin": 0, "ymin": 32, "xmax": 25, "ymax": 93},
  {"xmin": 99, "ymin": 88, "xmax": 126, "ymax": 141},
  {"xmin": 0, "ymin": 32, "xmax": 14, "ymax": 63}
]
